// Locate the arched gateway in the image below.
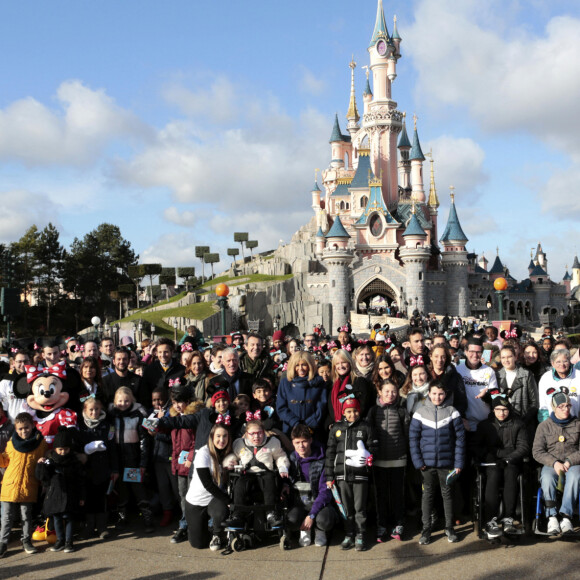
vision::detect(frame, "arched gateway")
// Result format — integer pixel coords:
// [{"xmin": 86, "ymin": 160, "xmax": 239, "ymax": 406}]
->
[{"xmin": 356, "ymin": 277, "xmax": 399, "ymax": 313}]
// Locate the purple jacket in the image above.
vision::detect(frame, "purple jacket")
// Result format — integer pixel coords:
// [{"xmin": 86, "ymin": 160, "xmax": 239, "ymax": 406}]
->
[{"xmin": 289, "ymin": 441, "xmax": 333, "ymax": 518}]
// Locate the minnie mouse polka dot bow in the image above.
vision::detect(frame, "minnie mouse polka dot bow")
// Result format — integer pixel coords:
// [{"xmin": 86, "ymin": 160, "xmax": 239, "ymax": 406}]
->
[
  {"xmin": 25, "ymin": 360, "xmax": 67, "ymax": 384},
  {"xmin": 409, "ymin": 355, "xmax": 424, "ymax": 367}
]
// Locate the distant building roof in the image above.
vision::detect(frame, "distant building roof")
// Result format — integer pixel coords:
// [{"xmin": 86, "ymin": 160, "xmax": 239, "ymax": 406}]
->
[
  {"xmin": 316, "ymin": 227, "xmax": 325, "ymax": 238},
  {"xmin": 530, "ymin": 264, "xmax": 548, "ymax": 277},
  {"xmin": 573, "ymin": 255, "xmax": 580, "ymax": 269},
  {"xmin": 489, "ymin": 255, "xmax": 505, "ymax": 274},
  {"xmin": 398, "ymin": 121, "xmax": 411, "ymax": 149},
  {"xmin": 325, "ymin": 215, "xmax": 350, "ymax": 238},
  {"xmin": 312, "ymin": 181, "xmax": 321, "ymax": 192},
  {"xmin": 528, "ymin": 259, "xmax": 535, "ymax": 270},
  {"xmin": 394, "ymin": 202, "xmax": 430, "ymax": 229},
  {"xmin": 330, "ymin": 181, "xmax": 352, "ymax": 197},
  {"xmin": 563, "ymin": 270, "xmax": 572, "ymax": 281},
  {"xmin": 402, "ymin": 213, "xmax": 427, "ymax": 237},
  {"xmin": 329, "ymin": 114, "xmax": 350, "ymax": 143},
  {"xmin": 409, "ymin": 127, "xmax": 425, "ymax": 161},
  {"xmin": 349, "ymin": 152, "xmax": 375, "ymax": 188}
]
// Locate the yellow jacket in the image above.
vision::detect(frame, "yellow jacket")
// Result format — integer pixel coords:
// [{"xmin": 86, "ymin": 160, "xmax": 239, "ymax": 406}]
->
[{"xmin": 0, "ymin": 438, "xmax": 48, "ymax": 503}]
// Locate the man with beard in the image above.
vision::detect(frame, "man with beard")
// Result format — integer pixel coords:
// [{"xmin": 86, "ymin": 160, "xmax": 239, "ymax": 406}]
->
[{"xmin": 102, "ymin": 347, "xmax": 141, "ymax": 405}]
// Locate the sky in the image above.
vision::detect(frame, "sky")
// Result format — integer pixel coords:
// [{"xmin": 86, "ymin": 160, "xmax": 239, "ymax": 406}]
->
[{"xmin": 1, "ymin": 0, "xmax": 580, "ymax": 282}]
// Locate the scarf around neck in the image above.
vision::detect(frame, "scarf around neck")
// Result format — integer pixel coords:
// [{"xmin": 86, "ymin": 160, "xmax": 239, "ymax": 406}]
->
[
  {"xmin": 12, "ymin": 427, "xmax": 44, "ymax": 453},
  {"xmin": 331, "ymin": 375, "xmax": 351, "ymax": 421},
  {"xmin": 83, "ymin": 409, "xmax": 106, "ymax": 429}
]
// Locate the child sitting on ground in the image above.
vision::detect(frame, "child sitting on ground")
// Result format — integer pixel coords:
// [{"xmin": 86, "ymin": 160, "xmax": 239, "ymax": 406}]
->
[
  {"xmin": 326, "ymin": 394, "xmax": 377, "ymax": 552},
  {"xmin": 0, "ymin": 412, "xmax": 48, "ymax": 558},
  {"xmin": 409, "ymin": 381, "xmax": 465, "ymax": 545}
]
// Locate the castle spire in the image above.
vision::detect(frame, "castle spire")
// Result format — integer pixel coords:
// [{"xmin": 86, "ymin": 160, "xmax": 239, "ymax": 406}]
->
[
  {"xmin": 329, "ymin": 113, "xmax": 344, "ymax": 143},
  {"xmin": 409, "ymin": 114, "xmax": 425, "ymax": 161},
  {"xmin": 426, "ymin": 149, "xmax": 440, "ymax": 209},
  {"xmin": 369, "ymin": 0, "xmax": 390, "ymax": 47},
  {"xmin": 346, "ymin": 56, "xmax": 360, "ymax": 133},
  {"xmin": 440, "ymin": 187, "xmax": 468, "ymax": 244}
]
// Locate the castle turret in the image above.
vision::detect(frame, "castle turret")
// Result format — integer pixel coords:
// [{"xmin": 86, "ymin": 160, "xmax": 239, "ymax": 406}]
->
[
  {"xmin": 489, "ymin": 249, "xmax": 506, "ymax": 281},
  {"xmin": 329, "ymin": 114, "xmax": 350, "ymax": 169},
  {"xmin": 409, "ymin": 115, "xmax": 425, "ymax": 203},
  {"xmin": 322, "ymin": 216, "xmax": 354, "ymax": 330},
  {"xmin": 362, "ymin": 68, "xmax": 372, "ymax": 115},
  {"xmin": 397, "ymin": 113, "xmax": 411, "ymax": 193},
  {"xmin": 315, "ymin": 226, "xmax": 326, "ymax": 256},
  {"xmin": 528, "ymin": 250, "xmax": 535, "ymax": 276},
  {"xmin": 311, "ymin": 179, "xmax": 321, "ymax": 213},
  {"xmin": 346, "ymin": 58, "xmax": 360, "ymax": 136},
  {"xmin": 391, "ymin": 14, "xmax": 402, "ymax": 58},
  {"xmin": 399, "ymin": 204, "xmax": 430, "ymax": 314},
  {"xmin": 440, "ymin": 189, "xmax": 469, "ymax": 317},
  {"xmin": 426, "ymin": 150, "xmax": 439, "ymax": 242},
  {"xmin": 572, "ymin": 255, "xmax": 580, "ymax": 289},
  {"xmin": 563, "ymin": 265, "xmax": 572, "ymax": 295},
  {"xmin": 478, "ymin": 253, "xmax": 488, "ymax": 272}
]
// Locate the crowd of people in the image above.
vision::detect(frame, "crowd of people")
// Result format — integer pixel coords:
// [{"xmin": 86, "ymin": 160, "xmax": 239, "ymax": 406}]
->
[{"xmin": 0, "ymin": 320, "xmax": 578, "ymax": 559}]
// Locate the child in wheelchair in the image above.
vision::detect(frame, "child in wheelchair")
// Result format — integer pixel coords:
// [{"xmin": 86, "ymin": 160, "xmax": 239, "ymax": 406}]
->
[
  {"xmin": 472, "ymin": 395, "xmax": 529, "ymax": 538},
  {"xmin": 226, "ymin": 419, "xmax": 290, "ymax": 529}
]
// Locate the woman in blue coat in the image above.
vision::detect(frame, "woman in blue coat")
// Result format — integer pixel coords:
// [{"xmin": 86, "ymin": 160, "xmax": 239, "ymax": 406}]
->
[{"xmin": 276, "ymin": 352, "xmax": 327, "ymax": 440}]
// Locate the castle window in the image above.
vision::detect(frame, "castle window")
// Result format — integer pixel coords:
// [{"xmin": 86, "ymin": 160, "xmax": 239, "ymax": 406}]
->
[
  {"xmin": 369, "ymin": 214, "xmax": 383, "ymax": 237},
  {"xmin": 344, "ymin": 152, "xmax": 349, "ymax": 169},
  {"xmin": 346, "ymin": 202, "xmax": 350, "ymax": 210},
  {"xmin": 332, "ymin": 280, "xmax": 335, "ymax": 288},
  {"xmin": 419, "ymin": 272, "xmax": 423, "ymax": 281},
  {"xmin": 360, "ymin": 196, "xmax": 368, "ymax": 208}
]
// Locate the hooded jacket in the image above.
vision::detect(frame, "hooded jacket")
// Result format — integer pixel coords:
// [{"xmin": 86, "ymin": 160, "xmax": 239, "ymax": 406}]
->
[
  {"xmin": 169, "ymin": 400, "xmax": 204, "ymax": 476},
  {"xmin": 366, "ymin": 396, "xmax": 409, "ymax": 467}
]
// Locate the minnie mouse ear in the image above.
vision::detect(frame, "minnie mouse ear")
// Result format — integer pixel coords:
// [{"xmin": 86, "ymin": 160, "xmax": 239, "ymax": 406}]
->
[
  {"xmin": 14, "ymin": 374, "xmax": 31, "ymax": 398},
  {"xmin": 382, "ymin": 324, "xmax": 390, "ymax": 333}
]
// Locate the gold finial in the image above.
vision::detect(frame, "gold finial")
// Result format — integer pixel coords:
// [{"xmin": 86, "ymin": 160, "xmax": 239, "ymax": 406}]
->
[
  {"xmin": 346, "ymin": 57, "xmax": 360, "ymax": 123},
  {"xmin": 411, "ymin": 199, "xmax": 416, "ymax": 214},
  {"xmin": 413, "ymin": 113, "xmax": 418, "ymax": 130},
  {"xmin": 394, "ymin": 14, "xmax": 397, "ymax": 25},
  {"xmin": 530, "ymin": 248, "xmax": 534, "ymax": 258},
  {"xmin": 349, "ymin": 55, "xmax": 356, "ymax": 70},
  {"xmin": 362, "ymin": 65, "xmax": 369, "ymax": 79},
  {"xmin": 449, "ymin": 184, "xmax": 455, "ymax": 203},
  {"xmin": 426, "ymin": 150, "xmax": 439, "ymax": 209},
  {"xmin": 403, "ymin": 111, "xmax": 406, "ymax": 119}
]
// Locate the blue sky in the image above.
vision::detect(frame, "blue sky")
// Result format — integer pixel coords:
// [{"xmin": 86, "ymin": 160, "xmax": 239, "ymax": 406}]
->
[{"xmin": 1, "ymin": 0, "xmax": 580, "ymax": 282}]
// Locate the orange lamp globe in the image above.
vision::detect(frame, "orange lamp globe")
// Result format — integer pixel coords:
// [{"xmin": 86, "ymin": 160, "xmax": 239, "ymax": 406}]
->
[
  {"xmin": 215, "ymin": 283, "xmax": 230, "ymax": 297},
  {"xmin": 494, "ymin": 277, "xmax": 508, "ymax": 291}
]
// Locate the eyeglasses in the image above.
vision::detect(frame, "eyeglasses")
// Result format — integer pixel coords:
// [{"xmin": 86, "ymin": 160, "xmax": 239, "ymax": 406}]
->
[
  {"xmin": 494, "ymin": 408, "xmax": 509, "ymax": 413},
  {"xmin": 247, "ymin": 431, "xmax": 264, "ymax": 437},
  {"xmin": 467, "ymin": 350, "xmax": 483, "ymax": 356},
  {"xmin": 557, "ymin": 404, "xmax": 572, "ymax": 410}
]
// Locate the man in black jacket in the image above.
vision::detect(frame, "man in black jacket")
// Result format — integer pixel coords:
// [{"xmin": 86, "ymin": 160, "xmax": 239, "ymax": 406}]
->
[{"xmin": 102, "ymin": 347, "xmax": 141, "ymax": 405}]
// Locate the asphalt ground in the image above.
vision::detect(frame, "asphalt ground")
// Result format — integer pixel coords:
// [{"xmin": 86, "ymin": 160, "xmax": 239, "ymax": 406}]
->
[{"xmin": 0, "ymin": 520, "xmax": 578, "ymax": 580}]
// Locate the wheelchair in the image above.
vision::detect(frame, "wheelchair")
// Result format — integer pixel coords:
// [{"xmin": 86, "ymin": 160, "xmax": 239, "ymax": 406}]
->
[
  {"xmin": 472, "ymin": 461, "xmax": 529, "ymax": 542},
  {"xmin": 222, "ymin": 470, "xmax": 290, "ymax": 554}
]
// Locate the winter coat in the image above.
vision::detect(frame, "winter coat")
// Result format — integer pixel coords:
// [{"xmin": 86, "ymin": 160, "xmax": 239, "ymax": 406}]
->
[
  {"xmin": 326, "ymin": 417, "xmax": 377, "ymax": 483},
  {"xmin": 495, "ymin": 366, "xmax": 538, "ymax": 424},
  {"xmin": 77, "ymin": 413, "xmax": 118, "ymax": 484},
  {"xmin": 102, "ymin": 371, "xmax": 141, "ymax": 406},
  {"xmin": 0, "ymin": 429, "xmax": 48, "ymax": 503},
  {"xmin": 170, "ymin": 401, "xmax": 203, "ymax": 476},
  {"xmin": 366, "ymin": 396, "xmax": 409, "ymax": 467},
  {"xmin": 289, "ymin": 441, "xmax": 333, "ymax": 518},
  {"xmin": 532, "ymin": 415, "xmax": 580, "ymax": 467},
  {"xmin": 110, "ymin": 403, "xmax": 149, "ymax": 470},
  {"xmin": 472, "ymin": 413, "xmax": 529, "ymax": 464},
  {"xmin": 249, "ymin": 398, "xmax": 281, "ymax": 432},
  {"xmin": 537, "ymin": 367, "xmax": 580, "ymax": 422},
  {"xmin": 239, "ymin": 352, "xmax": 276, "ymax": 384},
  {"xmin": 409, "ymin": 398, "xmax": 465, "ymax": 470},
  {"xmin": 36, "ymin": 450, "xmax": 86, "ymax": 515},
  {"xmin": 326, "ymin": 376, "xmax": 373, "ymax": 428},
  {"xmin": 0, "ymin": 420, "xmax": 14, "ymax": 480},
  {"xmin": 184, "ymin": 372, "xmax": 214, "ymax": 403},
  {"xmin": 277, "ymin": 375, "xmax": 327, "ymax": 435},
  {"xmin": 151, "ymin": 407, "xmax": 173, "ymax": 464},
  {"xmin": 139, "ymin": 360, "xmax": 185, "ymax": 406},
  {"xmin": 233, "ymin": 433, "xmax": 290, "ymax": 474}
]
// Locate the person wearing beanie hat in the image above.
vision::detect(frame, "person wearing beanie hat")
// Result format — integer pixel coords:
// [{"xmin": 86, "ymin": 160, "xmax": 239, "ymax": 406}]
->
[
  {"xmin": 474, "ymin": 395, "xmax": 529, "ymax": 538},
  {"xmin": 533, "ymin": 389, "xmax": 580, "ymax": 535},
  {"xmin": 272, "ymin": 331, "xmax": 285, "ymax": 350},
  {"xmin": 211, "ymin": 390, "xmax": 230, "ymax": 407},
  {"xmin": 36, "ymin": 426, "xmax": 85, "ymax": 553},
  {"xmin": 325, "ymin": 393, "xmax": 377, "ymax": 552}
]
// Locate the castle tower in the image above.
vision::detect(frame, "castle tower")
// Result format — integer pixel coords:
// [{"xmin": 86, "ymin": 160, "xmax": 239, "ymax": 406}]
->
[
  {"xmin": 311, "ymin": 176, "xmax": 321, "ymax": 213},
  {"xmin": 366, "ymin": 0, "xmax": 402, "ymax": 210},
  {"xmin": 315, "ymin": 226, "xmax": 326, "ymax": 257},
  {"xmin": 534, "ymin": 242, "xmax": 548, "ymax": 273},
  {"xmin": 400, "ymin": 204, "xmax": 430, "ymax": 313},
  {"xmin": 329, "ymin": 114, "xmax": 350, "ymax": 169},
  {"xmin": 563, "ymin": 266, "xmax": 572, "ymax": 295},
  {"xmin": 489, "ymin": 249, "xmax": 507, "ymax": 281},
  {"xmin": 426, "ymin": 150, "xmax": 439, "ymax": 242},
  {"xmin": 346, "ymin": 58, "xmax": 360, "ymax": 137},
  {"xmin": 322, "ymin": 216, "xmax": 354, "ymax": 329},
  {"xmin": 440, "ymin": 189, "xmax": 469, "ymax": 317},
  {"xmin": 572, "ymin": 255, "xmax": 580, "ymax": 289},
  {"xmin": 362, "ymin": 68, "xmax": 372, "ymax": 116},
  {"xmin": 409, "ymin": 115, "xmax": 426, "ymax": 203},
  {"xmin": 397, "ymin": 113, "xmax": 411, "ymax": 192},
  {"xmin": 478, "ymin": 253, "xmax": 489, "ymax": 272}
]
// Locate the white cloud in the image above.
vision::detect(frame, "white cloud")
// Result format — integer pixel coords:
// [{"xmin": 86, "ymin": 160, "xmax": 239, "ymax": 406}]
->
[
  {"xmin": 0, "ymin": 80, "xmax": 147, "ymax": 167},
  {"xmin": 425, "ymin": 135, "xmax": 487, "ymax": 200},
  {"xmin": 298, "ymin": 66, "xmax": 326, "ymax": 95},
  {"xmin": 163, "ymin": 206, "xmax": 196, "ymax": 227},
  {"xmin": 0, "ymin": 190, "xmax": 59, "ymax": 241}
]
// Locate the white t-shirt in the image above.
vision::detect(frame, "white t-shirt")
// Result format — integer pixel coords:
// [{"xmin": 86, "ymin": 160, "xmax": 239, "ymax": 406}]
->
[
  {"xmin": 505, "ymin": 368, "xmax": 517, "ymax": 390},
  {"xmin": 185, "ymin": 445, "xmax": 222, "ymax": 507},
  {"xmin": 456, "ymin": 363, "xmax": 498, "ymax": 431},
  {"xmin": 0, "ymin": 378, "xmax": 36, "ymax": 422}
]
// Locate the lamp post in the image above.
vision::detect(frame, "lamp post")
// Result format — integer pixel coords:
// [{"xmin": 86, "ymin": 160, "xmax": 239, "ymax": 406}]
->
[
  {"xmin": 131, "ymin": 322, "xmax": 136, "ymax": 344},
  {"xmin": 173, "ymin": 319, "xmax": 178, "ymax": 342},
  {"xmin": 151, "ymin": 323, "xmax": 156, "ymax": 341},
  {"xmin": 138, "ymin": 320, "xmax": 143, "ymax": 344},
  {"xmin": 91, "ymin": 316, "xmax": 101, "ymax": 341},
  {"xmin": 367, "ymin": 310, "xmax": 372, "ymax": 332},
  {"xmin": 494, "ymin": 277, "xmax": 508, "ymax": 321},
  {"xmin": 273, "ymin": 314, "xmax": 280, "ymax": 331},
  {"xmin": 215, "ymin": 283, "xmax": 230, "ymax": 336},
  {"xmin": 104, "ymin": 322, "xmax": 110, "ymax": 338}
]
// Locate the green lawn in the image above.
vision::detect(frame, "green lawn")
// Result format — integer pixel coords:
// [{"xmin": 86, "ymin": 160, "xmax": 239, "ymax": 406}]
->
[{"xmin": 114, "ymin": 301, "xmax": 218, "ymax": 337}]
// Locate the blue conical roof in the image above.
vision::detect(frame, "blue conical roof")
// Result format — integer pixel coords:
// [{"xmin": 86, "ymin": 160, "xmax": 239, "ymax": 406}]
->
[
  {"xmin": 312, "ymin": 181, "xmax": 321, "ymax": 192},
  {"xmin": 563, "ymin": 270, "xmax": 572, "ymax": 281},
  {"xmin": 355, "ymin": 182, "xmax": 397, "ymax": 226},
  {"xmin": 316, "ymin": 227, "xmax": 324, "ymax": 238},
  {"xmin": 369, "ymin": 0, "xmax": 390, "ymax": 47},
  {"xmin": 530, "ymin": 264, "xmax": 548, "ymax": 277},
  {"xmin": 392, "ymin": 16, "xmax": 401, "ymax": 40},
  {"xmin": 398, "ymin": 121, "xmax": 411, "ymax": 149},
  {"xmin": 528, "ymin": 259, "xmax": 535, "ymax": 270},
  {"xmin": 330, "ymin": 114, "xmax": 343, "ymax": 142},
  {"xmin": 363, "ymin": 76, "xmax": 372, "ymax": 96},
  {"xmin": 325, "ymin": 215, "xmax": 350, "ymax": 238},
  {"xmin": 349, "ymin": 153, "xmax": 374, "ymax": 188},
  {"xmin": 403, "ymin": 213, "xmax": 427, "ymax": 237},
  {"xmin": 489, "ymin": 255, "xmax": 505, "ymax": 274},
  {"xmin": 410, "ymin": 127, "xmax": 425, "ymax": 161},
  {"xmin": 440, "ymin": 199, "xmax": 468, "ymax": 244}
]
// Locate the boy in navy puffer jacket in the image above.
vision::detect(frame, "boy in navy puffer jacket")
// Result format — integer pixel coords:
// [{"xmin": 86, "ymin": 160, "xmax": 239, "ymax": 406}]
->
[{"xmin": 409, "ymin": 381, "xmax": 465, "ymax": 545}]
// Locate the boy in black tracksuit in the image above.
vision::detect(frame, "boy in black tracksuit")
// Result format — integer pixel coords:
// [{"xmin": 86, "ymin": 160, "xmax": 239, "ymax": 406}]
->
[{"xmin": 326, "ymin": 395, "xmax": 377, "ymax": 551}]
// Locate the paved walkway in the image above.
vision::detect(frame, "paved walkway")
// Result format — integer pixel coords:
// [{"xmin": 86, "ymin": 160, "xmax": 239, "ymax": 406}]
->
[{"xmin": 0, "ymin": 522, "xmax": 577, "ymax": 580}]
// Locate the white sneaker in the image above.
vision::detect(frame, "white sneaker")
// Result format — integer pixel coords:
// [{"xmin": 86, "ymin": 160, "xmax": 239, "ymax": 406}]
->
[
  {"xmin": 299, "ymin": 530, "xmax": 312, "ymax": 547},
  {"xmin": 560, "ymin": 517, "xmax": 574, "ymax": 534},
  {"xmin": 314, "ymin": 529, "xmax": 327, "ymax": 547},
  {"xmin": 547, "ymin": 516, "xmax": 561, "ymax": 534}
]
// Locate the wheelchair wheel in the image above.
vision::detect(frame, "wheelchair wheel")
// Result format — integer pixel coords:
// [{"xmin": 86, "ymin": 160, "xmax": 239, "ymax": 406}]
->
[
  {"xmin": 242, "ymin": 533, "xmax": 253, "ymax": 549},
  {"xmin": 232, "ymin": 537, "xmax": 244, "ymax": 552}
]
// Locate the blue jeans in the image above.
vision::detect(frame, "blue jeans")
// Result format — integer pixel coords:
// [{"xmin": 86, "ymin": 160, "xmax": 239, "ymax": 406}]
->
[
  {"xmin": 53, "ymin": 513, "xmax": 74, "ymax": 543},
  {"xmin": 540, "ymin": 465, "xmax": 580, "ymax": 517}
]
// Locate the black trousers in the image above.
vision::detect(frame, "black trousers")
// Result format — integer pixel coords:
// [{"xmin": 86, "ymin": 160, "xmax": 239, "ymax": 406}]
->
[
  {"xmin": 286, "ymin": 505, "xmax": 339, "ymax": 532},
  {"xmin": 421, "ymin": 468, "xmax": 454, "ymax": 529},
  {"xmin": 185, "ymin": 498, "xmax": 228, "ymax": 549},
  {"xmin": 484, "ymin": 463, "xmax": 521, "ymax": 520},
  {"xmin": 374, "ymin": 466, "xmax": 405, "ymax": 528},
  {"xmin": 337, "ymin": 480, "xmax": 368, "ymax": 536},
  {"xmin": 233, "ymin": 472, "xmax": 278, "ymax": 508}
]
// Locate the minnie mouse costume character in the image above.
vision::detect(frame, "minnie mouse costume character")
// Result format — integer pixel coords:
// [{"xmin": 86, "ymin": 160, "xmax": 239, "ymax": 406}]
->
[{"xmin": 25, "ymin": 361, "xmax": 77, "ymax": 448}]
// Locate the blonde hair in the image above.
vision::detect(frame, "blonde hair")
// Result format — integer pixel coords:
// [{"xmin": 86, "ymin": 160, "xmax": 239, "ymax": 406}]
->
[
  {"xmin": 331, "ymin": 349, "xmax": 356, "ymax": 383},
  {"xmin": 286, "ymin": 351, "xmax": 316, "ymax": 381},
  {"xmin": 114, "ymin": 386, "xmax": 135, "ymax": 404}
]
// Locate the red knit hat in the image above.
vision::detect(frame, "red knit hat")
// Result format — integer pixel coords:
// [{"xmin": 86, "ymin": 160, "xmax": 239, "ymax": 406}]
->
[
  {"xmin": 211, "ymin": 390, "xmax": 230, "ymax": 406},
  {"xmin": 272, "ymin": 330, "xmax": 285, "ymax": 342},
  {"xmin": 341, "ymin": 396, "xmax": 360, "ymax": 414}
]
